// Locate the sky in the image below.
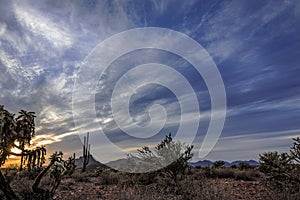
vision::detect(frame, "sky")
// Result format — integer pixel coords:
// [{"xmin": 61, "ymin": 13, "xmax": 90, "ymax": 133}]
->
[{"xmin": 0, "ymin": 0, "xmax": 300, "ymax": 164}]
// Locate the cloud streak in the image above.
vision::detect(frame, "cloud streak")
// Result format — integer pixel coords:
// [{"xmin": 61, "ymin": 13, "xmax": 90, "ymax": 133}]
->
[{"xmin": 0, "ymin": 0, "xmax": 299, "ymax": 162}]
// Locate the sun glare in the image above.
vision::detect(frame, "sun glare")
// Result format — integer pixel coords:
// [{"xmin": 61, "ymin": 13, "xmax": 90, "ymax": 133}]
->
[
  {"xmin": 10, "ymin": 147, "xmax": 22, "ymax": 154},
  {"xmin": 10, "ymin": 141, "xmax": 22, "ymax": 157}
]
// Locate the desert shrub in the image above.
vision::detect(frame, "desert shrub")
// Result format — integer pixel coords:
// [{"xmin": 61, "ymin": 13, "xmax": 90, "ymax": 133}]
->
[
  {"xmin": 212, "ymin": 160, "xmax": 225, "ymax": 168},
  {"xmin": 99, "ymin": 170, "xmax": 119, "ymax": 185},
  {"xmin": 72, "ymin": 172, "xmax": 90, "ymax": 183},
  {"xmin": 202, "ymin": 166, "xmax": 213, "ymax": 178},
  {"xmin": 290, "ymin": 137, "xmax": 300, "ymax": 163},
  {"xmin": 230, "ymin": 164, "xmax": 237, "ymax": 169},
  {"xmin": 9, "ymin": 176, "xmax": 55, "ymax": 200},
  {"xmin": 203, "ymin": 167, "xmax": 261, "ymax": 181},
  {"xmin": 212, "ymin": 168, "xmax": 235, "ymax": 179},
  {"xmin": 237, "ymin": 162, "xmax": 254, "ymax": 170},
  {"xmin": 234, "ymin": 170, "xmax": 260, "ymax": 181},
  {"xmin": 1, "ymin": 168, "xmax": 17, "ymax": 184},
  {"xmin": 175, "ymin": 176, "xmax": 235, "ymax": 200},
  {"xmin": 259, "ymin": 138, "xmax": 300, "ymax": 196},
  {"xmin": 10, "ymin": 178, "xmax": 35, "ymax": 200},
  {"xmin": 190, "ymin": 167, "xmax": 206, "ymax": 180},
  {"xmin": 7, "ymin": 164, "xmax": 18, "ymax": 170},
  {"xmin": 132, "ymin": 172, "xmax": 158, "ymax": 185},
  {"xmin": 16, "ymin": 167, "xmax": 43, "ymax": 180},
  {"xmin": 0, "ymin": 192, "xmax": 4, "ymax": 199},
  {"xmin": 130, "ymin": 133, "xmax": 193, "ymax": 182},
  {"xmin": 86, "ymin": 166, "xmax": 104, "ymax": 177}
]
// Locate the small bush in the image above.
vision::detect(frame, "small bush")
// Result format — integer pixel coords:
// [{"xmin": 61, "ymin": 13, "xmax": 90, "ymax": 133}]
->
[
  {"xmin": 230, "ymin": 165, "xmax": 237, "ymax": 169},
  {"xmin": 10, "ymin": 178, "xmax": 35, "ymax": 200},
  {"xmin": 237, "ymin": 162, "xmax": 254, "ymax": 170},
  {"xmin": 212, "ymin": 160, "xmax": 225, "ymax": 168},
  {"xmin": 213, "ymin": 168, "xmax": 235, "ymax": 179},
  {"xmin": 16, "ymin": 167, "xmax": 43, "ymax": 180},
  {"xmin": 133, "ymin": 172, "xmax": 158, "ymax": 185},
  {"xmin": 234, "ymin": 170, "xmax": 260, "ymax": 181},
  {"xmin": 72, "ymin": 173, "xmax": 90, "ymax": 183},
  {"xmin": 99, "ymin": 170, "xmax": 119, "ymax": 185},
  {"xmin": 132, "ymin": 133, "xmax": 193, "ymax": 182}
]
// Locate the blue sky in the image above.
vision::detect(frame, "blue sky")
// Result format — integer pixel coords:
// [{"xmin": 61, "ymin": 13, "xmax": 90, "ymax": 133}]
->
[{"xmin": 0, "ymin": 0, "xmax": 300, "ymax": 163}]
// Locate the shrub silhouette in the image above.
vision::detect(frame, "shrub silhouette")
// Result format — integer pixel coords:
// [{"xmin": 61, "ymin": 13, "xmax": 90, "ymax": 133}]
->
[
  {"xmin": 130, "ymin": 133, "xmax": 193, "ymax": 182},
  {"xmin": 259, "ymin": 137, "xmax": 300, "ymax": 194},
  {"xmin": 212, "ymin": 160, "xmax": 225, "ymax": 168},
  {"xmin": 237, "ymin": 162, "xmax": 254, "ymax": 170},
  {"xmin": 290, "ymin": 137, "xmax": 300, "ymax": 163}
]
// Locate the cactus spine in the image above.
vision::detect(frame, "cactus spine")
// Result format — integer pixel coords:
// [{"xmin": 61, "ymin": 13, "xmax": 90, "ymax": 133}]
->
[{"xmin": 82, "ymin": 132, "xmax": 90, "ymax": 172}]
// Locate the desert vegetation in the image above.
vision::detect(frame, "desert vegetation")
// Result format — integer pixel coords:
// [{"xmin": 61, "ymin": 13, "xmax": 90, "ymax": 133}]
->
[
  {"xmin": 259, "ymin": 137, "xmax": 300, "ymax": 199},
  {"xmin": 0, "ymin": 105, "xmax": 76, "ymax": 199},
  {"xmin": 81, "ymin": 132, "xmax": 90, "ymax": 173},
  {"xmin": 1, "ymin": 105, "xmax": 300, "ymax": 199}
]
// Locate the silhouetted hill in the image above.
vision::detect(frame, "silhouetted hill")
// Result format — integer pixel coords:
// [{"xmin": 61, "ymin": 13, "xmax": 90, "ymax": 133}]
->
[
  {"xmin": 75, "ymin": 155, "xmax": 105, "ymax": 169},
  {"xmin": 105, "ymin": 158, "xmax": 128, "ymax": 169},
  {"xmin": 189, "ymin": 160, "xmax": 213, "ymax": 167}
]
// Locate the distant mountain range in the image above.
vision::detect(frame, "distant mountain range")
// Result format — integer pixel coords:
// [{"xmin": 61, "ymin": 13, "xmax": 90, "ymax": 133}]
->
[
  {"xmin": 188, "ymin": 160, "xmax": 260, "ymax": 168},
  {"xmin": 75, "ymin": 156, "xmax": 260, "ymax": 169}
]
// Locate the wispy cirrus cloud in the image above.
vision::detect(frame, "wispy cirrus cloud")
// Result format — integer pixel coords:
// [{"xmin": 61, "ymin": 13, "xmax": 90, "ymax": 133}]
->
[
  {"xmin": 13, "ymin": 4, "xmax": 74, "ymax": 49},
  {"xmin": 0, "ymin": 0, "xmax": 299, "ymax": 162}
]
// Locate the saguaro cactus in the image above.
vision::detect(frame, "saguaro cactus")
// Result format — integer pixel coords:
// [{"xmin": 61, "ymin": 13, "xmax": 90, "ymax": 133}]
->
[{"xmin": 82, "ymin": 132, "xmax": 90, "ymax": 172}]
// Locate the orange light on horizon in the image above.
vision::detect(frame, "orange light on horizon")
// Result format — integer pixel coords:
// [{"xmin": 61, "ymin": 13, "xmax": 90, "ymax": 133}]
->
[{"xmin": 9, "ymin": 141, "xmax": 22, "ymax": 158}]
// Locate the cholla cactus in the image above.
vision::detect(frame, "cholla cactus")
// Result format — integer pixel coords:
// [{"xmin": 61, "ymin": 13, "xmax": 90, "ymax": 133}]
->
[
  {"xmin": 290, "ymin": 137, "xmax": 300, "ymax": 163},
  {"xmin": 22, "ymin": 146, "xmax": 47, "ymax": 172},
  {"xmin": 0, "ymin": 105, "xmax": 45, "ymax": 200},
  {"xmin": 259, "ymin": 138, "xmax": 300, "ymax": 194},
  {"xmin": 0, "ymin": 105, "xmax": 76, "ymax": 200},
  {"xmin": 32, "ymin": 151, "xmax": 76, "ymax": 199},
  {"xmin": 64, "ymin": 153, "xmax": 76, "ymax": 175}
]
